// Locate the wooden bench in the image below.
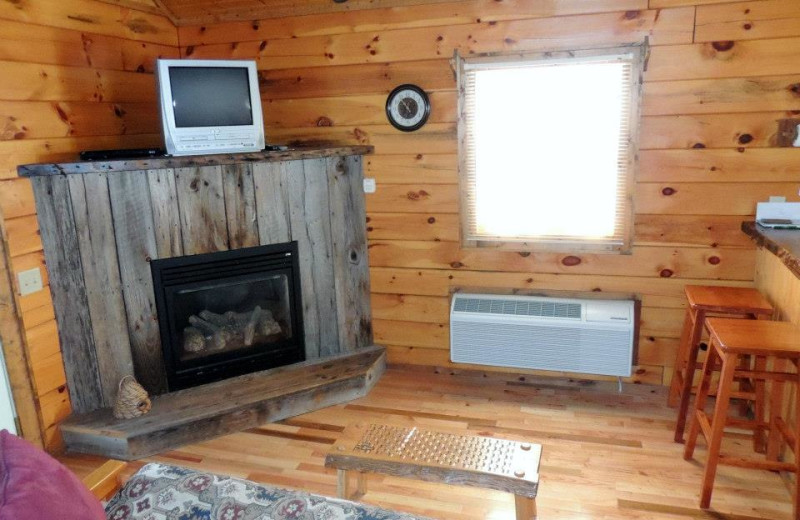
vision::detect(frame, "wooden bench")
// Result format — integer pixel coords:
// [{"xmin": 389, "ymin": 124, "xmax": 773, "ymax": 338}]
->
[{"xmin": 324, "ymin": 422, "xmax": 541, "ymax": 519}]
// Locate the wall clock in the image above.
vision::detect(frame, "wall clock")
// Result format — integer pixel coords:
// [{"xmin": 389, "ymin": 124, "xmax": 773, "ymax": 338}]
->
[{"xmin": 386, "ymin": 84, "xmax": 431, "ymax": 132}]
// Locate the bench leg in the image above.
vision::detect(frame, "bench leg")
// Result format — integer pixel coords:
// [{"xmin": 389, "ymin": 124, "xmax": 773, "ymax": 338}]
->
[
  {"xmin": 514, "ymin": 495, "xmax": 537, "ymax": 520},
  {"xmin": 337, "ymin": 469, "xmax": 368, "ymax": 500},
  {"xmin": 356, "ymin": 471, "xmax": 368, "ymax": 498},
  {"xmin": 337, "ymin": 469, "xmax": 351, "ymax": 499}
]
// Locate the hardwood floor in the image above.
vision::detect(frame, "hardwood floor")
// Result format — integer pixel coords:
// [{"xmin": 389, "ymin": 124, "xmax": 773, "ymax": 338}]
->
[{"xmin": 60, "ymin": 367, "xmax": 792, "ymax": 519}]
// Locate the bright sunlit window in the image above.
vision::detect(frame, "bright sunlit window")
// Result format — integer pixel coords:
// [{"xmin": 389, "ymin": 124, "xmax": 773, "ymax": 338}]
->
[{"xmin": 458, "ymin": 46, "xmax": 645, "ymax": 252}]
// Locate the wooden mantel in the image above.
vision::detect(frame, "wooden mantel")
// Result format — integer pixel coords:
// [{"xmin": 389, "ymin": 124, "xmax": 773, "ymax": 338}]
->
[
  {"xmin": 18, "ymin": 146, "xmax": 373, "ymax": 177},
  {"xmin": 21, "ymin": 146, "xmax": 375, "ymax": 417}
]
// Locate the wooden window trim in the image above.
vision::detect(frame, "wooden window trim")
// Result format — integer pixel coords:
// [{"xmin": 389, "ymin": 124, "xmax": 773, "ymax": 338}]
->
[{"xmin": 455, "ymin": 43, "xmax": 647, "ymax": 255}]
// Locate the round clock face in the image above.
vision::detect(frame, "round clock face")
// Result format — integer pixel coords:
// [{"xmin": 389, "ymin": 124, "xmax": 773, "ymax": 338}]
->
[{"xmin": 386, "ymin": 84, "xmax": 431, "ymax": 132}]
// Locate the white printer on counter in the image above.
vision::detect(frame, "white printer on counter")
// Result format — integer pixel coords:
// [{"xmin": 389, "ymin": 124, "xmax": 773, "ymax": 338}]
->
[{"xmin": 756, "ymin": 201, "xmax": 800, "ymax": 230}]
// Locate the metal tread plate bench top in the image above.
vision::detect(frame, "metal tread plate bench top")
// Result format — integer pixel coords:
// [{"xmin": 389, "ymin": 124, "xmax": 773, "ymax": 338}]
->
[{"xmin": 325, "ymin": 422, "xmax": 541, "ymax": 497}]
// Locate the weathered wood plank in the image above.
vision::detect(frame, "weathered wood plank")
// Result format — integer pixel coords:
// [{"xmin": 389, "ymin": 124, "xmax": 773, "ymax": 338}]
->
[
  {"xmin": 222, "ymin": 163, "xmax": 259, "ymax": 249},
  {"xmin": 146, "ymin": 169, "xmax": 183, "ymax": 258},
  {"xmin": 107, "ymin": 171, "xmax": 168, "ymax": 394},
  {"xmin": 252, "ymin": 161, "xmax": 292, "ymax": 245},
  {"xmin": 328, "ymin": 155, "xmax": 372, "ymax": 351},
  {"xmin": 174, "ymin": 166, "xmax": 229, "ymax": 255},
  {"xmin": 68, "ymin": 173, "xmax": 134, "ymax": 406},
  {"xmin": 287, "ymin": 158, "xmax": 339, "ymax": 358},
  {"xmin": 31, "ymin": 175, "xmax": 103, "ymax": 412},
  {"xmin": 60, "ymin": 346, "xmax": 386, "ymax": 460}
]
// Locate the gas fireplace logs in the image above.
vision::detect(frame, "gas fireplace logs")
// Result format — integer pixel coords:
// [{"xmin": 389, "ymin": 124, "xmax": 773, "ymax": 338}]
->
[{"xmin": 183, "ymin": 307, "xmax": 282, "ymax": 354}]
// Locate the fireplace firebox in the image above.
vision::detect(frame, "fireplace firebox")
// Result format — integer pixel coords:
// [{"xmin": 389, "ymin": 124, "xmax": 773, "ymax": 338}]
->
[{"xmin": 151, "ymin": 242, "xmax": 305, "ymax": 391}]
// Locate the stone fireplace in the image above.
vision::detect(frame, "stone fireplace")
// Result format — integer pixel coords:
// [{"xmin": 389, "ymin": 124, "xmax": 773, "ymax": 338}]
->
[{"xmin": 151, "ymin": 242, "xmax": 305, "ymax": 390}]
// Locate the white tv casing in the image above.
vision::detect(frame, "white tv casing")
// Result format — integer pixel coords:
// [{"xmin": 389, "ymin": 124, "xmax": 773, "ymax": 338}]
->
[{"xmin": 156, "ymin": 59, "xmax": 265, "ymax": 156}]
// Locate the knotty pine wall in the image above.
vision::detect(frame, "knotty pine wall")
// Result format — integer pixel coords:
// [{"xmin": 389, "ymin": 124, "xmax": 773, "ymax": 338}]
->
[
  {"xmin": 178, "ymin": 0, "xmax": 800, "ymax": 386},
  {"xmin": 0, "ymin": 0, "xmax": 178, "ymax": 449}
]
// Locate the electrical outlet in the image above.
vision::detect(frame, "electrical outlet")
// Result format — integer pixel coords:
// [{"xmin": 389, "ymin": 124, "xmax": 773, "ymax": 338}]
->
[
  {"xmin": 17, "ymin": 267, "xmax": 43, "ymax": 296},
  {"xmin": 794, "ymin": 124, "xmax": 800, "ymax": 147},
  {"xmin": 363, "ymin": 177, "xmax": 376, "ymax": 194}
]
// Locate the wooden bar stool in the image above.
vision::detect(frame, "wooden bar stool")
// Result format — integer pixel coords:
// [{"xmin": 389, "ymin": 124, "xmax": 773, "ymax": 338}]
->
[
  {"xmin": 684, "ymin": 318, "xmax": 800, "ymax": 519},
  {"xmin": 669, "ymin": 285, "xmax": 773, "ymax": 443}
]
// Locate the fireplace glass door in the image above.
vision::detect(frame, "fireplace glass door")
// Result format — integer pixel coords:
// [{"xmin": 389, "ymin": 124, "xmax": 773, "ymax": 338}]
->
[{"xmin": 152, "ymin": 242, "xmax": 305, "ymax": 390}]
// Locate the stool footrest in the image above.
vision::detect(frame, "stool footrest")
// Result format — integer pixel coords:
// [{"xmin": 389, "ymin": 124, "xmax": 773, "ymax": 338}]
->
[
  {"xmin": 726, "ymin": 417, "xmax": 770, "ymax": 430},
  {"xmin": 718, "ymin": 454, "xmax": 796, "ymax": 472}
]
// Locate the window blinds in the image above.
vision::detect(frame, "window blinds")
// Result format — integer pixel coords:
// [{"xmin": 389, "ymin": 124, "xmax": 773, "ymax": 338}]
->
[{"xmin": 458, "ymin": 48, "xmax": 644, "ymax": 252}]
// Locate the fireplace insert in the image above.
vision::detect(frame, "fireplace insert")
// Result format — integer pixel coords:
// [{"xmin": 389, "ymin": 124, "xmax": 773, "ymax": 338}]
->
[{"xmin": 151, "ymin": 242, "xmax": 305, "ymax": 391}]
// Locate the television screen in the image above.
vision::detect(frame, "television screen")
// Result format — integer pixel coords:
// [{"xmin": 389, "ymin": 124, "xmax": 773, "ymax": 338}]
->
[{"xmin": 169, "ymin": 67, "xmax": 254, "ymax": 128}]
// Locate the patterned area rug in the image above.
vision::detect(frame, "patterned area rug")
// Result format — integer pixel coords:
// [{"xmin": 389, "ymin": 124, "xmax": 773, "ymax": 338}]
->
[{"xmin": 105, "ymin": 463, "xmax": 428, "ymax": 520}]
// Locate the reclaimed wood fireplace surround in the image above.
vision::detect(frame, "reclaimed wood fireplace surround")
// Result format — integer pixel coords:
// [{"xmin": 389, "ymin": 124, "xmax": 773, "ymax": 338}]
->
[{"xmin": 18, "ymin": 146, "xmax": 383, "ymax": 459}]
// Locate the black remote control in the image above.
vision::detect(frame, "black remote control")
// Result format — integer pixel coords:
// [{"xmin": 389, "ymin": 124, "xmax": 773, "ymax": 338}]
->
[{"xmin": 79, "ymin": 148, "xmax": 165, "ymax": 161}]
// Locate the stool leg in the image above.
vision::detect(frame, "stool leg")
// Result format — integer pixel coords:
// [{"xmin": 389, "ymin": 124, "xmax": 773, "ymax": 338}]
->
[
  {"xmin": 669, "ymin": 309, "xmax": 696, "ymax": 407},
  {"xmin": 753, "ymin": 355, "xmax": 767, "ymax": 454},
  {"xmin": 767, "ymin": 358, "xmax": 787, "ymax": 463},
  {"xmin": 793, "ymin": 371, "xmax": 800, "ymax": 520},
  {"xmin": 675, "ymin": 327, "xmax": 703, "ymax": 443},
  {"xmin": 699, "ymin": 350, "xmax": 738, "ymax": 510},
  {"xmin": 684, "ymin": 336, "xmax": 719, "ymax": 461}
]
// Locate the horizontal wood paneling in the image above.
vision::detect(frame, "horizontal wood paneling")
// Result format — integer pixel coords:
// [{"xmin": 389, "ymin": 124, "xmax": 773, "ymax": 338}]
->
[
  {"xmin": 179, "ymin": 0, "xmax": 800, "ymax": 389},
  {"xmin": 0, "ymin": 0, "xmax": 177, "ymax": 45},
  {"xmin": 695, "ymin": 1, "xmax": 800, "ymax": 43},
  {"xmin": 174, "ymin": 0, "xmax": 648, "ymax": 31},
  {"xmin": 187, "ymin": 8, "xmax": 694, "ymax": 69},
  {"xmin": 0, "ymin": 0, "xmax": 179, "ymax": 450}
]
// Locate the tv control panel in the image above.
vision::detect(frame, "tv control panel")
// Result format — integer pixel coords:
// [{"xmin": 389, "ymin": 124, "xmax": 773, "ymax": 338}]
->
[{"xmin": 169, "ymin": 129, "xmax": 264, "ymax": 155}]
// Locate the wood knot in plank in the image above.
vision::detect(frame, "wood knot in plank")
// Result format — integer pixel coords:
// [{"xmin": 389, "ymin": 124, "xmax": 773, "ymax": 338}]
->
[
  {"xmin": 659, "ymin": 269, "xmax": 673, "ymax": 278},
  {"xmin": 125, "ymin": 18, "xmax": 159, "ymax": 35},
  {"xmin": 561, "ymin": 256, "xmax": 581, "ymax": 266},
  {"xmin": 661, "ymin": 187, "xmax": 676, "ymax": 196},
  {"xmin": 711, "ymin": 41, "xmax": 735, "ymax": 52},
  {"xmin": 708, "ymin": 256, "xmax": 721, "ymax": 265},
  {"xmin": 406, "ymin": 190, "xmax": 429, "ymax": 201}
]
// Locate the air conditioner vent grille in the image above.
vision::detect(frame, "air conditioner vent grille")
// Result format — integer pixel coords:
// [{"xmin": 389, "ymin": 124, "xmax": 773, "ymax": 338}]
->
[{"xmin": 453, "ymin": 297, "xmax": 582, "ymax": 319}]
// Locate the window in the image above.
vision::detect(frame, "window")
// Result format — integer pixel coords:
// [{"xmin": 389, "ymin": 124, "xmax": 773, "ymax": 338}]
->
[{"xmin": 456, "ymin": 45, "xmax": 646, "ymax": 253}]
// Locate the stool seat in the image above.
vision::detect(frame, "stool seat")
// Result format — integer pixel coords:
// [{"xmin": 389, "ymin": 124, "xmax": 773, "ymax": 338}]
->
[
  {"xmin": 706, "ymin": 318, "xmax": 800, "ymax": 357},
  {"xmin": 685, "ymin": 285, "xmax": 773, "ymax": 315}
]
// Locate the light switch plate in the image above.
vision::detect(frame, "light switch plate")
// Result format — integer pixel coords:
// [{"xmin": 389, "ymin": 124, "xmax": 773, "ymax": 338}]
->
[
  {"xmin": 17, "ymin": 267, "xmax": 43, "ymax": 296},
  {"xmin": 363, "ymin": 177, "xmax": 376, "ymax": 193}
]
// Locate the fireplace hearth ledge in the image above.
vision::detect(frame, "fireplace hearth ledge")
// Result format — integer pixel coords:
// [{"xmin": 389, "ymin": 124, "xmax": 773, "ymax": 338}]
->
[{"xmin": 60, "ymin": 346, "xmax": 385, "ymax": 460}]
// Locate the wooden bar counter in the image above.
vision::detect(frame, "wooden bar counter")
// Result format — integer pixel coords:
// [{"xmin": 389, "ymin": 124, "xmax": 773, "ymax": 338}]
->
[{"xmin": 743, "ymin": 222, "xmax": 800, "ymax": 324}]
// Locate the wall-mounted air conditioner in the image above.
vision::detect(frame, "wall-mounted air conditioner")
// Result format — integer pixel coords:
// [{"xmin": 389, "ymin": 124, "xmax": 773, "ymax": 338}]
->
[{"xmin": 450, "ymin": 293, "xmax": 635, "ymax": 377}]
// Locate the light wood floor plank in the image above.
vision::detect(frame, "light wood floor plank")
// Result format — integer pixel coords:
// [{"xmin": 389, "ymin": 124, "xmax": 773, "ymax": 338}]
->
[{"xmin": 59, "ymin": 368, "xmax": 792, "ymax": 519}]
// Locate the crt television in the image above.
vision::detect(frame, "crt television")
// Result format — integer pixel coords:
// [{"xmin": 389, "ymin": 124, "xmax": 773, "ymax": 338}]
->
[{"xmin": 156, "ymin": 59, "xmax": 265, "ymax": 156}]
